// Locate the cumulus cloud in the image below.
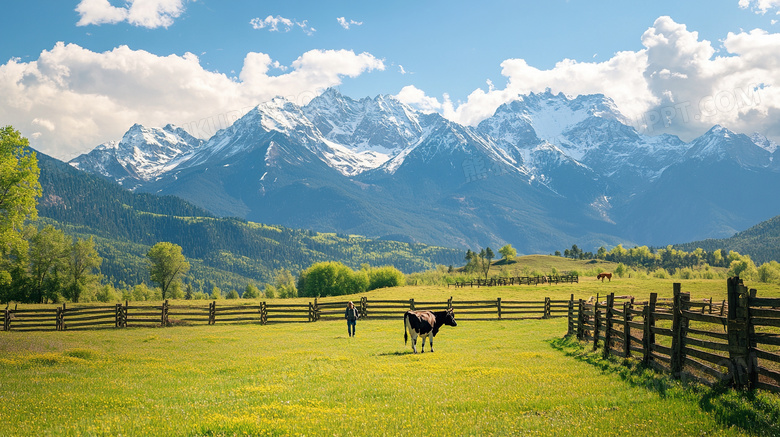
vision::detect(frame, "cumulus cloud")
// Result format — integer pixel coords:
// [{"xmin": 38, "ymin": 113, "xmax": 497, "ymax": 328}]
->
[
  {"xmin": 0, "ymin": 43, "xmax": 384, "ymax": 159},
  {"xmin": 400, "ymin": 16, "xmax": 780, "ymax": 141},
  {"xmin": 250, "ymin": 15, "xmax": 315, "ymax": 35},
  {"xmin": 76, "ymin": 0, "xmax": 185, "ymax": 28},
  {"xmin": 337, "ymin": 17, "xmax": 363, "ymax": 30},
  {"xmin": 739, "ymin": 0, "xmax": 780, "ymax": 14}
]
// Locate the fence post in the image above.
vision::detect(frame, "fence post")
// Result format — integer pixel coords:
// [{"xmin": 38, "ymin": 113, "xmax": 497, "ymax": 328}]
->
[
  {"xmin": 497, "ymin": 297, "xmax": 502, "ymax": 320},
  {"xmin": 209, "ymin": 301, "xmax": 216, "ymax": 325},
  {"xmin": 410, "ymin": 298, "xmax": 415, "ymax": 310},
  {"xmin": 361, "ymin": 297, "xmax": 367, "ymax": 318},
  {"xmin": 545, "ymin": 297, "xmax": 551, "ymax": 319},
  {"xmin": 623, "ymin": 302, "xmax": 631, "ymax": 358},
  {"xmin": 577, "ymin": 299, "xmax": 584, "ymax": 340},
  {"xmin": 115, "ymin": 303, "xmax": 122, "ymax": 328},
  {"xmin": 260, "ymin": 301, "xmax": 267, "ymax": 325},
  {"xmin": 726, "ymin": 276, "xmax": 757, "ymax": 389},
  {"xmin": 567, "ymin": 294, "xmax": 574, "ymax": 336},
  {"xmin": 670, "ymin": 283, "xmax": 689, "ymax": 379},
  {"xmin": 5, "ymin": 305, "xmax": 11, "ymax": 331},
  {"xmin": 603, "ymin": 293, "xmax": 615, "ymax": 359},
  {"xmin": 593, "ymin": 296, "xmax": 601, "ymax": 351},
  {"xmin": 642, "ymin": 293, "xmax": 658, "ymax": 367}
]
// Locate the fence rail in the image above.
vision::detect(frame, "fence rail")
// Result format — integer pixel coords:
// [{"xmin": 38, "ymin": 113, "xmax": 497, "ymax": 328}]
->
[
  {"xmin": 2, "ymin": 295, "xmax": 567, "ymax": 331},
  {"xmin": 568, "ymin": 277, "xmax": 780, "ymax": 394}
]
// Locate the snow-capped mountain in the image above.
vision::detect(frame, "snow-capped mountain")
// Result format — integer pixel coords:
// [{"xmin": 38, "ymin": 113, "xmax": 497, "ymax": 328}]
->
[
  {"xmin": 69, "ymin": 123, "xmax": 202, "ymax": 188},
  {"xmin": 67, "ymin": 88, "xmax": 780, "ymax": 252}
]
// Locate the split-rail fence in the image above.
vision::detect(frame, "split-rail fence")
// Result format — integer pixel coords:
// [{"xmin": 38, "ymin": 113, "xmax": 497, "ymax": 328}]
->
[
  {"xmin": 567, "ymin": 277, "xmax": 780, "ymax": 393},
  {"xmin": 1, "ymin": 296, "xmax": 570, "ymax": 331}
]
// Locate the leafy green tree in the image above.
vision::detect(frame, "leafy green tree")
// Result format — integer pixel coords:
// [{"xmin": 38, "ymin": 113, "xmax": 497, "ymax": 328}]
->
[
  {"xmin": 0, "ymin": 126, "xmax": 41, "ymax": 286},
  {"xmin": 226, "ymin": 289, "xmax": 239, "ymax": 299},
  {"xmin": 479, "ymin": 247, "xmax": 494, "ymax": 280},
  {"xmin": 367, "ymin": 265, "xmax": 405, "ymax": 290},
  {"xmin": 758, "ymin": 261, "xmax": 780, "ymax": 284},
  {"xmin": 298, "ymin": 261, "xmax": 368, "ymax": 297},
  {"xmin": 274, "ymin": 269, "xmax": 298, "ymax": 298},
  {"xmin": 65, "ymin": 237, "xmax": 102, "ymax": 303},
  {"xmin": 597, "ymin": 246, "xmax": 606, "ymax": 259},
  {"xmin": 211, "ymin": 286, "xmax": 223, "ymax": 300},
  {"xmin": 243, "ymin": 283, "xmax": 260, "ymax": 299},
  {"xmin": 147, "ymin": 242, "xmax": 190, "ymax": 300},
  {"xmin": 184, "ymin": 283, "xmax": 193, "ymax": 300},
  {"xmin": 264, "ymin": 284, "xmax": 276, "ymax": 299},
  {"xmin": 498, "ymin": 244, "xmax": 516, "ymax": 262},
  {"xmin": 464, "ymin": 250, "xmax": 479, "ymax": 273},
  {"xmin": 28, "ymin": 225, "xmax": 69, "ymax": 303}
]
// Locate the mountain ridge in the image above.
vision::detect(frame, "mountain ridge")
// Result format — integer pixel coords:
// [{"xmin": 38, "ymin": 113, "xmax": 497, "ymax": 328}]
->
[{"xmin": 68, "ymin": 88, "xmax": 780, "ymax": 252}]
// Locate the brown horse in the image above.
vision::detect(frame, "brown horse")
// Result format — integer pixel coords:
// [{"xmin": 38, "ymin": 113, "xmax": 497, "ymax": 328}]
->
[{"xmin": 597, "ymin": 272, "xmax": 612, "ymax": 282}]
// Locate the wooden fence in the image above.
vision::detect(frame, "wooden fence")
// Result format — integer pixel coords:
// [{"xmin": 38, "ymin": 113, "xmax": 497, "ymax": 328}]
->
[
  {"xmin": 568, "ymin": 277, "xmax": 780, "ymax": 393},
  {"xmin": 1, "ymin": 296, "xmax": 569, "ymax": 331},
  {"xmin": 450, "ymin": 274, "xmax": 578, "ymax": 288}
]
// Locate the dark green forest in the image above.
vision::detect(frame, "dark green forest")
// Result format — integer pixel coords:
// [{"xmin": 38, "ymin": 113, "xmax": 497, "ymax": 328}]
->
[
  {"xmin": 673, "ymin": 215, "xmax": 780, "ymax": 265},
  {"xmin": 36, "ymin": 153, "xmax": 462, "ymax": 293}
]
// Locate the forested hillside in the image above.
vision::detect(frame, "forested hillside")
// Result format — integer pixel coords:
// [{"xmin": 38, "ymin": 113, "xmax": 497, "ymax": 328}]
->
[
  {"xmin": 36, "ymin": 153, "xmax": 462, "ymax": 292},
  {"xmin": 674, "ymin": 215, "xmax": 780, "ymax": 265}
]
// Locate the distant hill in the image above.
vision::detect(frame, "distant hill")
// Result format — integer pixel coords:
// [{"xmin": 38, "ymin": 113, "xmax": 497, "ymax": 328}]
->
[
  {"xmin": 673, "ymin": 214, "xmax": 780, "ymax": 264},
  {"xmin": 36, "ymin": 152, "xmax": 463, "ymax": 292}
]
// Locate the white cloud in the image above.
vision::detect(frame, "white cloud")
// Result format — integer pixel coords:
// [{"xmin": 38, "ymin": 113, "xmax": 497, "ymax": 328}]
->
[
  {"xmin": 739, "ymin": 0, "xmax": 780, "ymax": 14},
  {"xmin": 395, "ymin": 85, "xmax": 442, "ymax": 113},
  {"xmin": 250, "ymin": 15, "xmax": 315, "ymax": 35},
  {"xmin": 1, "ymin": 43, "xmax": 384, "ymax": 160},
  {"xmin": 337, "ymin": 17, "xmax": 363, "ymax": 30},
  {"xmin": 75, "ymin": 0, "xmax": 185, "ymax": 28},
  {"xmin": 401, "ymin": 16, "xmax": 780, "ymax": 141}
]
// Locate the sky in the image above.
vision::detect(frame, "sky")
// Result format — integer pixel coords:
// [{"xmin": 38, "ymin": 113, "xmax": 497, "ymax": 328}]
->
[{"xmin": 3, "ymin": 0, "xmax": 780, "ymax": 160}]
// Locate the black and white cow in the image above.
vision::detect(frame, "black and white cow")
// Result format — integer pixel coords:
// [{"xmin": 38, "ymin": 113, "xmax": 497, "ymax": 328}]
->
[{"xmin": 403, "ymin": 309, "xmax": 457, "ymax": 353}]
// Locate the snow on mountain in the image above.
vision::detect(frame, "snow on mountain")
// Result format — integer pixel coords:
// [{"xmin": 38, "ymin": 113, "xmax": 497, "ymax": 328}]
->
[
  {"xmin": 685, "ymin": 125, "xmax": 771, "ymax": 168},
  {"xmin": 69, "ymin": 123, "xmax": 202, "ymax": 186},
  {"xmin": 751, "ymin": 132, "xmax": 779, "ymax": 155}
]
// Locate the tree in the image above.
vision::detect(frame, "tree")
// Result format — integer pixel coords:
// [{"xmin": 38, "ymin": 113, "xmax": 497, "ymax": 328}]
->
[
  {"xmin": 297, "ymin": 261, "xmax": 367, "ymax": 297},
  {"xmin": 498, "ymin": 244, "xmax": 516, "ymax": 262},
  {"xmin": 243, "ymin": 283, "xmax": 260, "ymax": 299},
  {"xmin": 147, "ymin": 242, "xmax": 190, "ymax": 300},
  {"xmin": 0, "ymin": 127, "xmax": 41, "ymax": 285},
  {"xmin": 464, "ymin": 250, "xmax": 479, "ymax": 273},
  {"xmin": 367, "ymin": 265, "xmax": 405, "ymax": 290},
  {"xmin": 479, "ymin": 247, "xmax": 494, "ymax": 280},
  {"xmin": 28, "ymin": 225, "xmax": 69, "ymax": 303},
  {"xmin": 226, "ymin": 289, "xmax": 239, "ymax": 299},
  {"xmin": 66, "ymin": 237, "xmax": 102, "ymax": 303},
  {"xmin": 274, "ymin": 269, "xmax": 298, "ymax": 298}
]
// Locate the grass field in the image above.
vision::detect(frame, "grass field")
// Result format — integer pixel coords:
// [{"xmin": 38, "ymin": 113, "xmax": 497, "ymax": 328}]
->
[{"xmin": 3, "ymin": 277, "xmax": 780, "ymax": 436}]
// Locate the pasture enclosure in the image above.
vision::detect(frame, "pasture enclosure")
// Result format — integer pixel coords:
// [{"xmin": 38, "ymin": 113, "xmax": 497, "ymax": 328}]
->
[
  {"xmin": 0, "ymin": 315, "xmax": 765, "ymax": 436},
  {"xmin": 1, "ymin": 296, "xmax": 571, "ymax": 331},
  {"xmin": 570, "ymin": 277, "xmax": 780, "ymax": 393}
]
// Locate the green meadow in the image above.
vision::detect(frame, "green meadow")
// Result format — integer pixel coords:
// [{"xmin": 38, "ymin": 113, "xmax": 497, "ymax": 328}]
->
[{"xmin": 2, "ymin": 277, "xmax": 780, "ymax": 436}]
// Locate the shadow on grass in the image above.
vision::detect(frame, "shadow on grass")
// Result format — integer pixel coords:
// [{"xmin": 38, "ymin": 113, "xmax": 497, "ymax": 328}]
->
[
  {"xmin": 549, "ymin": 336, "xmax": 780, "ymax": 436},
  {"xmin": 377, "ymin": 351, "xmax": 413, "ymax": 357}
]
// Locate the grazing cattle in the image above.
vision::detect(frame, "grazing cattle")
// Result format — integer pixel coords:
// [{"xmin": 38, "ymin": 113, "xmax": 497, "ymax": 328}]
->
[
  {"xmin": 404, "ymin": 309, "xmax": 457, "ymax": 354},
  {"xmin": 597, "ymin": 272, "xmax": 613, "ymax": 282}
]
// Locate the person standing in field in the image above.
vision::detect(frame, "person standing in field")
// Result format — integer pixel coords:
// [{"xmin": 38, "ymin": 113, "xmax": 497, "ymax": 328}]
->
[{"xmin": 345, "ymin": 301, "xmax": 359, "ymax": 337}]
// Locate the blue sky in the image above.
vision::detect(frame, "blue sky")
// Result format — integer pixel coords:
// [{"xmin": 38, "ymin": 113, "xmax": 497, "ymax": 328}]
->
[{"xmin": 2, "ymin": 0, "xmax": 780, "ymax": 159}]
